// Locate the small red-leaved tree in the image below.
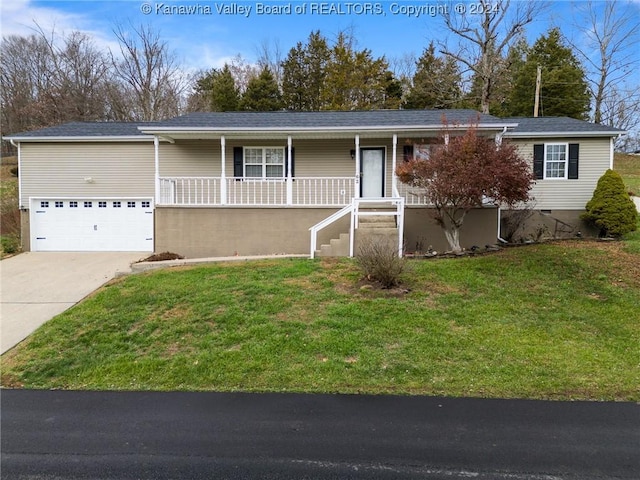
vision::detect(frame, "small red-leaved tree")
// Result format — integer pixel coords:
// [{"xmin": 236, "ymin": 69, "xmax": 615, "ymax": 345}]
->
[{"xmin": 396, "ymin": 125, "xmax": 534, "ymax": 252}]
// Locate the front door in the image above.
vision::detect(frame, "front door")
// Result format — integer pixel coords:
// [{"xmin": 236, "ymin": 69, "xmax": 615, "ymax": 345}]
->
[{"xmin": 360, "ymin": 148, "xmax": 385, "ymax": 197}]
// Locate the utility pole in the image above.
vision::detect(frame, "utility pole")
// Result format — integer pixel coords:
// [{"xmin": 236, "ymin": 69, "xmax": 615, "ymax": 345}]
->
[{"xmin": 534, "ymin": 65, "xmax": 541, "ymax": 117}]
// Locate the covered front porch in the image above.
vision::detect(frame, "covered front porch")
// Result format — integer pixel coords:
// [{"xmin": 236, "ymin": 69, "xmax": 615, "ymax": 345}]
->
[{"xmin": 152, "ymin": 133, "xmax": 431, "ymax": 207}]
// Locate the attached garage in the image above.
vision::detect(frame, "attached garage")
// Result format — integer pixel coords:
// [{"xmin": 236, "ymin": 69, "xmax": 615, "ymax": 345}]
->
[{"xmin": 30, "ymin": 198, "xmax": 154, "ymax": 252}]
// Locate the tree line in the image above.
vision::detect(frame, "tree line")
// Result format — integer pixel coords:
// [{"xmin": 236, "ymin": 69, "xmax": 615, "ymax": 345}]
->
[{"xmin": 1, "ymin": 1, "xmax": 638, "ymax": 148}]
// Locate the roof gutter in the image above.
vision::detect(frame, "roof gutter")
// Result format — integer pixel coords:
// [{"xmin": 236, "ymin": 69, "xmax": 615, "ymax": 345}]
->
[
  {"xmin": 2, "ymin": 135, "xmax": 159, "ymax": 143},
  {"xmin": 504, "ymin": 130, "xmax": 625, "ymax": 138},
  {"xmin": 138, "ymin": 123, "xmax": 519, "ymax": 135}
]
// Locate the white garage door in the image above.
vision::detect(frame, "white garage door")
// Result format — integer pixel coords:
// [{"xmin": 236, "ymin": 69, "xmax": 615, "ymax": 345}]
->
[{"xmin": 31, "ymin": 198, "xmax": 154, "ymax": 252}]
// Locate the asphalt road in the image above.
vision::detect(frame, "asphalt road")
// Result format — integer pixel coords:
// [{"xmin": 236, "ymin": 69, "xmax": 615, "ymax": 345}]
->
[{"xmin": 1, "ymin": 390, "xmax": 638, "ymax": 479}]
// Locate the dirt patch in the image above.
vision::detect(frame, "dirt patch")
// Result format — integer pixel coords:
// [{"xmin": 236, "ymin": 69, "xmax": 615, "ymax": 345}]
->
[
  {"xmin": 0, "ymin": 373, "xmax": 24, "ymax": 388},
  {"xmin": 354, "ymin": 279, "xmax": 411, "ymax": 297},
  {"xmin": 141, "ymin": 252, "xmax": 184, "ymax": 262}
]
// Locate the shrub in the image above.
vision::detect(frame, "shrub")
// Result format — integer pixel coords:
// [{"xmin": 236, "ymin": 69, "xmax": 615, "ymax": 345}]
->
[
  {"xmin": 356, "ymin": 237, "xmax": 408, "ymax": 288},
  {"xmin": 582, "ymin": 169, "xmax": 638, "ymax": 237},
  {"xmin": 1, "ymin": 235, "xmax": 20, "ymax": 255},
  {"xmin": 501, "ymin": 207, "xmax": 535, "ymax": 243}
]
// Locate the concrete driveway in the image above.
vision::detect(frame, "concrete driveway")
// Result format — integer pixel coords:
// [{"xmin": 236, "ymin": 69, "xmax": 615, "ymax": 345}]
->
[{"xmin": 0, "ymin": 252, "xmax": 146, "ymax": 354}]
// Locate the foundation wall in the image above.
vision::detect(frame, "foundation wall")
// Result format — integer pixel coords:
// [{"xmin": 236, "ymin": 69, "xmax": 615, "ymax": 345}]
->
[
  {"xmin": 155, "ymin": 207, "xmax": 350, "ymax": 258},
  {"xmin": 404, "ymin": 207, "xmax": 499, "ymax": 253},
  {"xmin": 500, "ymin": 209, "xmax": 597, "ymax": 242}
]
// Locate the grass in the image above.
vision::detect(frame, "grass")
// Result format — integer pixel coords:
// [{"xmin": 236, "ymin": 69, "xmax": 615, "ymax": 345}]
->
[
  {"xmin": 614, "ymin": 152, "xmax": 640, "ymax": 195},
  {"xmin": 1, "ymin": 152, "xmax": 638, "ymax": 399},
  {"xmin": 2, "ymin": 238, "xmax": 639, "ymax": 401}
]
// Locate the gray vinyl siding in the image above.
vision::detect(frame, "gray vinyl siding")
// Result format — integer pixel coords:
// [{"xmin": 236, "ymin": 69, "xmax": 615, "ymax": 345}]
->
[
  {"xmin": 158, "ymin": 140, "xmax": 222, "ymax": 177},
  {"xmin": 511, "ymin": 137, "xmax": 612, "ymax": 210},
  {"xmin": 20, "ymin": 142, "xmax": 155, "ymax": 207}
]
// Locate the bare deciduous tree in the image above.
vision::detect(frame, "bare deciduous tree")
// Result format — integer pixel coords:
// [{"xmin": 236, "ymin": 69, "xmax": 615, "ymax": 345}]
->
[
  {"xmin": 110, "ymin": 23, "xmax": 187, "ymax": 121},
  {"xmin": 226, "ymin": 54, "xmax": 258, "ymax": 94},
  {"xmin": 562, "ymin": 0, "xmax": 640, "ymax": 133},
  {"xmin": 1, "ymin": 26, "xmax": 112, "ymax": 137},
  {"xmin": 439, "ymin": 0, "xmax": 544, "ymax": 114},
  {"xmin": 256, "ymin": 39, "xmax": 283, "ymax": 86}
]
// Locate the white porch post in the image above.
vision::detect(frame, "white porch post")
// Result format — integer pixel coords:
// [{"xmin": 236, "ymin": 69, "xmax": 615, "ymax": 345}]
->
[
  {"xmin": 354, "ymin": 134, "xmax": 360, "ymax": 199},
  {"xmin": 287, "ymin": 135, "xmax": 293, "ymax": 205},
  {"xmin": 220, "ymin": 135, "xmax": 227, "ymax": 205},
  {"xmin": 392, "ymin": 134, "xmax": 398, "ymax": 197},
  {"xmin": 154, "ymin": 136, "xmax": 160, "ymax": 204}
]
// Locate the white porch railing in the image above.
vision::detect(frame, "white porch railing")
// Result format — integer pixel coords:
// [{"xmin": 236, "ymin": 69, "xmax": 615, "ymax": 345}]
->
[
  {"xmin": 159, "ymin": 176, "xmax": 356, "ymax": 206},
  {"xmin": 396, "ymin": 182, "xmax": 431, "ymax": 206},
  {"xmin": 159, "ymin": 177, "xmax": 221, "ymax": 205}
]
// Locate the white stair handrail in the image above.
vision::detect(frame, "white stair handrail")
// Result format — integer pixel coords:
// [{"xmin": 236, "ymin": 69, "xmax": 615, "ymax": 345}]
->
[
  {"xmin": 310, "ymin": 197, "xmax": 406, "ymax": 259},
  {"xmin": 309, "ymin": 203, "xmax": 354, "ymax": 259}
]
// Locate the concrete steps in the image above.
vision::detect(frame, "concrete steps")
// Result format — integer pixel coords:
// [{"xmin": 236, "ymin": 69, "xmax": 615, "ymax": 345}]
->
[
  {"xmin": 316, "ymin": 217, "xmax": 399, "ymax": 258},
  {"xmin": 315, "ymin": 233, "xmax": 350, "ymax": 258}
]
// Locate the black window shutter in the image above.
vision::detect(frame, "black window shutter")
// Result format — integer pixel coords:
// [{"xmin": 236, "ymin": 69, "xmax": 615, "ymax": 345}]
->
[
  {"xmin": 403, "ymin": 145, "xmax": 414, "ymax": 162},
  {"xmin": 568, "ymin": 143, "xmax": 579, "ymax": 179},
  {"xmin": 233, "ymin": 147, "xmax": 243, "ymax": 177},
  {"xmin": 285, "ymin": 147, "xmax": 295, "ymax": 177},
  {"xmin": 533, "ymin": 144, "xmax": 544, "ymax": 179}
]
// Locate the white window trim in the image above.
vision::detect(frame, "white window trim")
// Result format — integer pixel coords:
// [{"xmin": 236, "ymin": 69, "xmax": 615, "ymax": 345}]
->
[
  {"xmin": 243, "ymin": 146, "xmax": 286, "ymax": 179},
  {"xmin": 543, "ymin": 142, "xmax": 569, "ymax": 180}
]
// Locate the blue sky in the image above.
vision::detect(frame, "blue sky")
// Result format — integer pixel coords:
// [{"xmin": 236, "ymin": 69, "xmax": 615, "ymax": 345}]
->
[{"xmin": 1, "ymin": 0, "xmax": 639, "ymax": 82}]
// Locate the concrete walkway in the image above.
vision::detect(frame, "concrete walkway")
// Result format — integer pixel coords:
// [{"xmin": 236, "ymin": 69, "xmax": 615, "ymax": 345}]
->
[
  {"xmin": 0, "ymin": 252, "xmax": 146, "ymax": 354},
  {"xmin": 130, "ymin": 253, "xmax": 309, "ymax": 273}
]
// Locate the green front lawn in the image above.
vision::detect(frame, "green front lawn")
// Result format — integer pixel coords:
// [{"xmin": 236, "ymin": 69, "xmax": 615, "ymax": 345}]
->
[{"xmin": 2, "ymin": 238, "xmax": 639, "ymax": 401}]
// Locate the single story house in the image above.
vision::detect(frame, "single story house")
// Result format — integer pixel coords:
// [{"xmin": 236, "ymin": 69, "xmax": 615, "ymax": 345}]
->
[{"xmin": 4, "ymin": 110, "xmax": 624, "ymax": 257}]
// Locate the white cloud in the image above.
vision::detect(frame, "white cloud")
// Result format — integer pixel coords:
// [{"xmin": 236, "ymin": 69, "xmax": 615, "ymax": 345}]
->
[
  {"xmin": 1, "ymin": 0, "xmax": 85, "ymax": 37},
  {"xmin": 0, "ymin": 0, "xmax": 120, "ymax": 53}
]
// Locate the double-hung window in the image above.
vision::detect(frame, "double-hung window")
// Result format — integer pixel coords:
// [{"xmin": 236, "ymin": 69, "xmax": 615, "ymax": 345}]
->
[
  {"xmin": 244, "ymin": 147, "xmax": 285, "ymax": 178},
  {"xmin": 544, "ymin": 143, "xmax": 568, "ymax": 179}
]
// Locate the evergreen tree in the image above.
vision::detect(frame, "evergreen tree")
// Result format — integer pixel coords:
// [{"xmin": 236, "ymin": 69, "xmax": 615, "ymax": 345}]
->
[
  {"xmin": 382, "ymin": 71, "xmax": 403, "ymax": 109},
  {"xmin": 404, "ymin": 42, "xmax": 462, "ymax": 109},
  {"xmin": 322, "ymin": 32, "xmax": 391, "ymax": 111},
  {"xmin": 281, "ymin": 31, "xmax": 329, "ymax": 110},
  {"xmin": 210, "ymin": 65, "xmax": 239, "ymax": 112},
  {"xmin": 582, "ymin": 169, "xmax": 638, "ymax": 237},
  {"xmin": 322, "ymin": 32, "xmax": 357, "ymax": 110},
  {"xmin": 507, "ymin": 28, "xmax": 591, "ymax": 119},
  {"xmin": 240, "ymin": 66, "xmax": 283, "ymax": 111},
  {"xmin": 281, "ymin": 30, "xmax": 395, "ymax": 111}
]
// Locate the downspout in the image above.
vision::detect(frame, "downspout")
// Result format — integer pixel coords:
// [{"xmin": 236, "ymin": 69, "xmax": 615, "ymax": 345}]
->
[
  {"xmin": 497, "ymin": 206, "xmax": 508, "ymax": 244},
  {"xmin": 392, "ymin": 134, "xmax": 398, "ymax": 197},
  {"xmin": 610, "ymin": 136, "xmax": 615, "ymax": 170},
  {"xmin": 220, "ymin": 135, "xmax": 227, "ymax": 205},
  {"xmin": 154, "ymin": 136, "xmax": 160, "ymax": 205},
  {"xmin": 495, "ymin": 127, "xmax": 509, "ymax": 244},
  {"xmin": 351, "ymin": 135, "xmax": 361, "ymax": 258},
  {"xmin": 10, "ymin": 139, "xmax": 22, "ymax": 209},
  {"xmin": 287, "ymin": 135, "xmax": 292, "ymax": 205}
]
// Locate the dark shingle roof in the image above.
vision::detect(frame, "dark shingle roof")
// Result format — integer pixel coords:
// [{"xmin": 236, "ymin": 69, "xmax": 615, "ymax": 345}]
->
[
  {"xmin": 506, "ymin": 117, "xmax": 624, "ymax": 135},
  {"xmin": 7, "ymin": 122, "xmax": 154, "ymax": 138},
  {"xmin": 5, "ymin": 112, "xmax": 624, "ymax": 140},
  {"xmin": 149, "ymin": 110, "xmax": 506, "ymax": 129}
]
